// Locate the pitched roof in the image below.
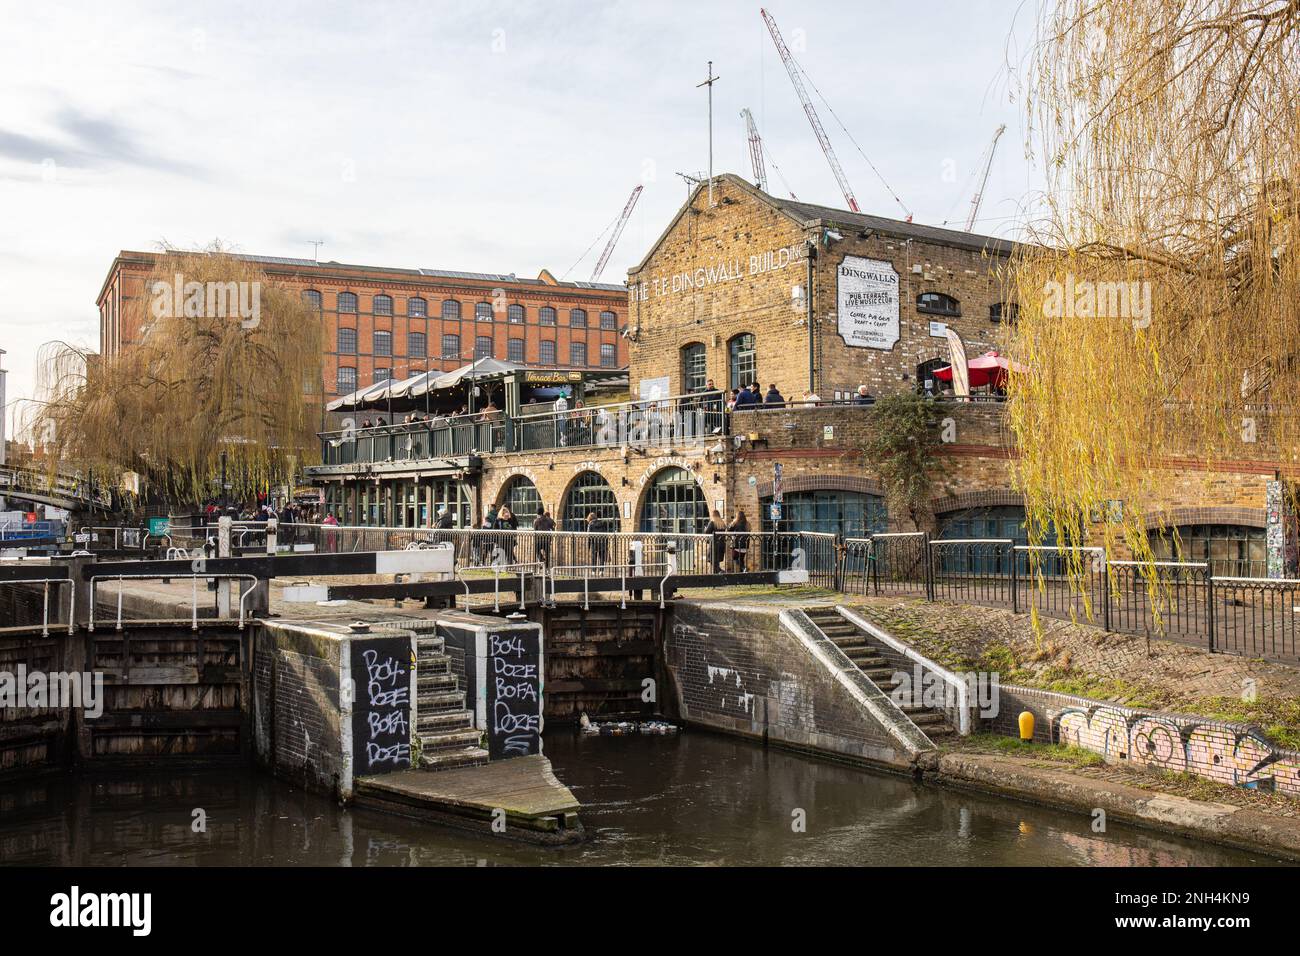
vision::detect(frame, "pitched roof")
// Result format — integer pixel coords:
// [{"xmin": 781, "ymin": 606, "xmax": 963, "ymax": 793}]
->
[{"xmin": 627, "ymin": 173, "xmax": 1015, "ymax": 274}]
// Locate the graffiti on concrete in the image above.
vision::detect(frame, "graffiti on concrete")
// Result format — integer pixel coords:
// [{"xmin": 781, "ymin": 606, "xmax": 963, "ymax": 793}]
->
[{"xmin": 1056, "ymin": 704, "xmax": 1300, "ymax": 796}]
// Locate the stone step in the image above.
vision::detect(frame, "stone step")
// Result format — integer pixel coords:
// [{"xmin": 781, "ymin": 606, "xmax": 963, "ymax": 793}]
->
[
  {"xmin": 419, "ymin": 690, "xmax": 468, "ymax": 712},
  {"xmin": 862, "ymin": 666, "xmax": 897, "ymax": 680},
  {"xmin": 416, "ymin": 654, "xmax": 449, "ymax": 673},
  {"xmin": 418, "ymin": 728, "xmax": 484, "ymax": 752},
  {"xmin": 909, "ymin": 711, "xmax": 948, "ymax": 726},
  {"xmin": 830, "ymin": 634, "xmax": 868, "ymax": 648},
  {"xmin": 417, "ymin": 672, "xmax": 458, "ymax": 692},
  {"xmin": 416, "ymin": 710, "xmax": 473, "ymax": 733},
  {"xmin": 416, "ymin": 636, "xmax": 446, "ymax": 655},
  {"xmin": 419, "ymin": 745, "xmax": 489, "ymax": 772}
]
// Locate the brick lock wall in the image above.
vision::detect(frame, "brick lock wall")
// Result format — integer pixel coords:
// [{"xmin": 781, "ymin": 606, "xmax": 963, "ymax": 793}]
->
[
  {"xmin": 665, "ymin": 602, "xmax": 910, "ymax": 766},
  {"xmin": 252, "ymin": 623, "xmax": 344, "ymax": 796},
  {"xmin": 990, "ymin": 685, "xmax": 1300, "ymax": 797}
]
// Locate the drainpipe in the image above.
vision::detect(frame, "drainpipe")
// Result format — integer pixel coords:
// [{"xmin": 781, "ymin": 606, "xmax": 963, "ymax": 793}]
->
[{"xmin": 805, "ymin": 239, "xmax": 817, "ymax": 394}]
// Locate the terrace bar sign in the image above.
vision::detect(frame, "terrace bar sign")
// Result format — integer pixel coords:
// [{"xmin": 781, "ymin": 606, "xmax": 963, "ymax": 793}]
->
[{"xmin": 837, "ymin": 256, "xmax": 899, "ymax": 350}]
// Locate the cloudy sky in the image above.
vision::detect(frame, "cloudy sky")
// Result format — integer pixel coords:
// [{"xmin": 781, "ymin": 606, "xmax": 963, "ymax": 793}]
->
[{"xmin": 0, "ymin": 0, "xmax": 1042, "ymax": 434}]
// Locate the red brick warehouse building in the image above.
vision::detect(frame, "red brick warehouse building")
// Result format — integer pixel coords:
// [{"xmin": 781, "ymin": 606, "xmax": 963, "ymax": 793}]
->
[{"xmin": 97, "ymin": 252, "xmax": 629, "ymax": 402}]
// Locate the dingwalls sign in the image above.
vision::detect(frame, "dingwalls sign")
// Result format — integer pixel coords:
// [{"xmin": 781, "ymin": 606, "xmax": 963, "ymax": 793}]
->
[
  {"xmin": 485, "ymin": 627, "xmax": 543, "ymax": 759},
  {"xmin": 350, "ymin": 636, "xmax": 413, "ymax": 775},
  {"xmin": 837, "ymin": 255, "xmax": 900, "ymax": 350}
]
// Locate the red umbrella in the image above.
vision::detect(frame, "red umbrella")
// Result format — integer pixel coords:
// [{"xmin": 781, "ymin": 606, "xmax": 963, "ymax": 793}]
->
[{"xmin": 932, "ymin": 350, "xmax": 1026, "ymax": 389}]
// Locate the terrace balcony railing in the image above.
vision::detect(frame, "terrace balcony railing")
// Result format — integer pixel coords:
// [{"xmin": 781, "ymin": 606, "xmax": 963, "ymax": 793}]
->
[{"xmin": 308, "ymin": 390, "xmax": 1010, "ymax": 469}]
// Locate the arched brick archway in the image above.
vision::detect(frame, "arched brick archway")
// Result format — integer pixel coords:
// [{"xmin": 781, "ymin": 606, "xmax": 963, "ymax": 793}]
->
[
  {"xmin": 754, "ymin": 474, "xmax": 886, "ymax": 499},
  {"xmin": 930, "ymin": 488, "xmax": 1023, "ymax": 515},
  {"xmin": 1142, "ymin": 506, "xmax": 1267, "ymax": 530}
]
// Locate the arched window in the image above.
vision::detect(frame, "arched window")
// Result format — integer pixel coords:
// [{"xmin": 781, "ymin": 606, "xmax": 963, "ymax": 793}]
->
[
  {"xmin": 938, "ymin": 505, "xmax": 1040, "ymax": 543},
  {"xmin": 408, "ymin": 331, "xmax": 426, "ymax": 358},
  {"xmin": 640, "ymin": 467, "xmax": 706, "ymax": 534},
  {"xmin": 507, "ymin": 304, "xmax": 525, "ymax": 324},
  {"xmin": 728, "ymin": 332, "xmax": 756, "ymax": 389},
  {"xmin": 990, "ymin": 301, "xmax": 1018, "ymax": 324},
  {"xmin": 475, "ymin": 301, "xmax": 493, "ymax": 321},
  {"xmin": 408, "ymin": 296, "xmax": 427, "ymax": 317},
  {"xmin": 539, "ymin": 340, "xmax": 556, "ymax": 364},
  {"xmin": 500, "ymin": 476, "xmax": 542, "ymax": 529},
  {"xmin": 916, "ymin": 357, "xmax": 949, "ymax": 395},
  {"xmin": 303, "ymin": 289, "xmax": 322, "ymax": 309},
  {"xmin": 441, "ymin": 333, "xmax": 460, "ymax": 359},
  {"xmin": 917, "ymin": 292, "xmax": 961, "ymax": 317},
  {"xmin": 761, "ymin": 490, "xmax": 887, "ymax": 537},
  {"xmin": 508, "ymin": 338, "xmax": 525, "ymax": 363},
  {"xmin": 562, "ymin": 471, "xmax": 618, "ymax": 531},
  {"xmin": 336, "ymin": 366, "xmax": 357, "ymax": 394},
  {"xmin": 539, "ymin": 306, "xmax": 557, "ymax": 326},
  {"xmin": 441, "ymin": 299, "xmax": 461, "ymax": 319},
  {"xmin": 337, "ymin": 328, "xmax": 357, "ymax": 354},
  {"xmin": 681, "ymin": 342, "xmax": 707, "ymax": 392},
  {"xmin": 373, "ymin": 294, "xmax": 393, "ymax": 316},
  {"xmin": 569, "ymin": 308, "xmax": 587, "ymax": 328},
  {"xmin": 338, "ymin": 292, "xmax": 358, "ymax": 313},
  {"xmin": 599, "ymin": 310, "xmax": 618, "ymax": 330},
  {"xmin": 373, "ymin": 330, "xmax": 392, "ymax": 357},
  {"xmin": 1150, "ymin": 524, "xmax": 1266, "ymax": 578},
  {"xmin": 475, "ymin": 335, "xmax": 493, "ymax": 359},
  {"xmin": 937, "ymin": 504, "xmax": 1052, "ymax": 574}
]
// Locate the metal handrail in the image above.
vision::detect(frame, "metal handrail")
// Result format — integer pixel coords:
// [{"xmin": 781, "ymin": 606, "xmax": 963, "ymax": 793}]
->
[
  {"xmin": 89, "ymin": 573, "xmax": 259, "ymax": 632},
  {"xmin": 0, "ymin": 579, "xmax": 75, "ymax": 636}
]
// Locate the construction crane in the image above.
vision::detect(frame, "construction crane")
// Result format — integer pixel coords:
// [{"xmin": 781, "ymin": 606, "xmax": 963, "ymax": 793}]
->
[
  {"xmin": 591, "ymin": 184, "xmax": 643, "ymax": 282},
  {"xmin": 761, "ymin": 7, "xmax": 859, "ymax": 212},
  {"xmin": 964, "ymin": 124, "xmax": 1006, "ymax": 232},
  {"xmin": 740, "ymin": 108, "xmax": 768, "ymax": 192}
]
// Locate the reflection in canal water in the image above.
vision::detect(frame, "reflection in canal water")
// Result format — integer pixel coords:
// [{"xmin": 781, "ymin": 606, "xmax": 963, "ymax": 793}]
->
[{"xmin": 0, "ymin": 731, "xmax": 1281, "ymax": 866}]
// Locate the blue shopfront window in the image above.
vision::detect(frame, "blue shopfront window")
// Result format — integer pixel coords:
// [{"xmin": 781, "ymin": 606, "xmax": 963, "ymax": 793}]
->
[{"xmin": 760, "ymin": 490, "xmax": 887, "ymax": 537}]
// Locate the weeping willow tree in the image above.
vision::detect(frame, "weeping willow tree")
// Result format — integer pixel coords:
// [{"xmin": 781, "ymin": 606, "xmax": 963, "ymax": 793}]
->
[
  {"xmin": 1008, "ymin": 0, "xmax": 1300, "ymax": 584},
  {"xmin": 28, "ymin": 246, "xmax": 324, "ymax": 508}
]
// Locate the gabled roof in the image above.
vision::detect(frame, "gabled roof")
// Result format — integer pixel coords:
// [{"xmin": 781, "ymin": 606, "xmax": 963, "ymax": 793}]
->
[{"xmin": 627, "ymin": 173, "xmax": 1015, "ymax": 275}]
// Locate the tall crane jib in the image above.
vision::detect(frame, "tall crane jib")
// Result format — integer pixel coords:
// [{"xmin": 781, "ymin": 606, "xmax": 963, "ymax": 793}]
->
[
  {"xmin": 741, "ymin": 108, "xmax": 768, "ymax": 192},
  {"xmin": 591, "ymin": 185, "xmax": 644, "ymax": 282},
  {"xmin": 964, "ymin": 124, "xmax": 1006, "ymax": 232},
  {"xmin": 761, "ymin": 7, "xmax": 860, "ymax": 213}
]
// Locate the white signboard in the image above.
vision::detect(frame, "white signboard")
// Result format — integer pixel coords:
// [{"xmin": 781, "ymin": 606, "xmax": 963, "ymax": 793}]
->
[
  {"xmin": 837, "ymin": 256, "xmax": 900, "ymax": 350},
  {"xmin": 639, "ymin": 376, "xmax": 670, "ymax": 402}
]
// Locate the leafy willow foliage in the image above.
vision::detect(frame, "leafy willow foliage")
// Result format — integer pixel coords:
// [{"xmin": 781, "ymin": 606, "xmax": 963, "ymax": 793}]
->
[{"xmin": 27, "ymin": 247, "xmax": 323, "ymax": 506}]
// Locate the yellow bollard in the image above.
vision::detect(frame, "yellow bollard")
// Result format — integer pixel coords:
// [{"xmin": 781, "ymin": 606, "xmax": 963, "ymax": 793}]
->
[{"xmin": 1018, "ymin": 711, "xmax": 1035, "ymax": 744}]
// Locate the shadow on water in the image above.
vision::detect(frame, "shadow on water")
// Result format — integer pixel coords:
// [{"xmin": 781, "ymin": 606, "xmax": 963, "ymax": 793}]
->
[{"xmin": 0, "ymin": 731, "xmax": 1283, "ymax": 866}]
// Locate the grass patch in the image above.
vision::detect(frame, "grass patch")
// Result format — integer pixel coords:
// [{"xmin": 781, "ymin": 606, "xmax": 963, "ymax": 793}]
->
[
  {"xmin": 967, "ymin": 732, "xmax": 1105, "ymax": 768},
  {"xmin": 1190, "ymin": 696, "xmax": 1300, "ymax": 751}
]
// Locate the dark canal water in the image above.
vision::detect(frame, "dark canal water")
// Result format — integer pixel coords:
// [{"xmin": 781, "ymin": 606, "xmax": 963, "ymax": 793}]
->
[{"xmin": 0, "ymin": 731, "xmax": 1282, "ymax": 866}]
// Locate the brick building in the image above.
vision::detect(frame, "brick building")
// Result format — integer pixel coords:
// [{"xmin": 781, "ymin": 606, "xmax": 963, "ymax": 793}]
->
[
  {"xmin": 299, "ymin": 175, "xmax": 1279, "ymax": 575},
  {"xmin": 96, "ymin": 252, "xmax": 629, "ymax": 400}
]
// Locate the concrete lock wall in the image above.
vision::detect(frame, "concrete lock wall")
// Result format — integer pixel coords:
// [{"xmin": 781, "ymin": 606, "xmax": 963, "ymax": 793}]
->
[
  {"xmin": 664, "ymin": 602, "xmax": 925, "ymax": 769},
  {"xmin": 989, "ymin": 685, "xmax": 1300, "ymax": 797},
  {"xmin": 254, "ymin": 620, "xmax": 426, "ymax": 801}
]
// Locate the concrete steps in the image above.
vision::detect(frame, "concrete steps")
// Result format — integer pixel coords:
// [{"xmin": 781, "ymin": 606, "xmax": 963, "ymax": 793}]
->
[
  {"xmin": 805, "ymin": 608, "xmax": 957, "ymax": 743},
  {"xmin": 412, "ymin": 632, "xmax": 488, "ymax": 772}
]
